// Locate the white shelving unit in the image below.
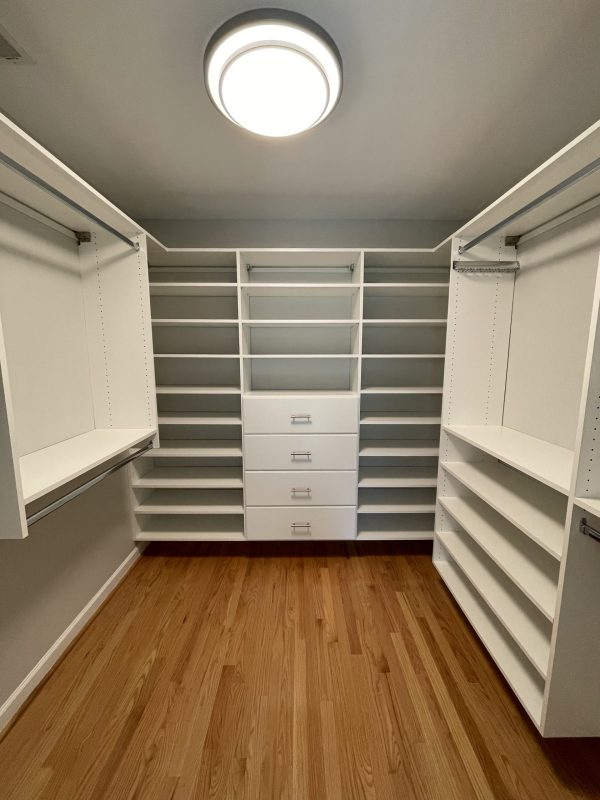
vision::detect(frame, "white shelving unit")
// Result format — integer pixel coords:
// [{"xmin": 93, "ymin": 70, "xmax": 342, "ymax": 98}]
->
[
  {"xmin": 0, "ymin": 115, "xmax": 157, "ymax": 538},
  {"xmin": 433, "ymin": 119, "xmax": 600, "ymax": 736}
]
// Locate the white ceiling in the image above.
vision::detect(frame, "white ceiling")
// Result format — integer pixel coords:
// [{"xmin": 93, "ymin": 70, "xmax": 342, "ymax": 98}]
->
[{"xmin": 1, "ymin": 0, "xmax": 600, "ymax": 223}]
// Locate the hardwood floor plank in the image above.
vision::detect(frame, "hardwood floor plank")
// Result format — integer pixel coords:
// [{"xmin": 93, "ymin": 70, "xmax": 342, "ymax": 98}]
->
[{"xmin": 2, "ymin": 542, "xmax": 600, "ymax": 800}]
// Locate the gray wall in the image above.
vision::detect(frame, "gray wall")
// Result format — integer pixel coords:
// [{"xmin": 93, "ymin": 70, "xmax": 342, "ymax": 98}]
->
[
  {"xmin": 142, "ymin": 219, "xmax": 462, "ymax": 249},
  {"xmin": 0, "ymin": 471, "xmax": 137, "ymax": 715}
]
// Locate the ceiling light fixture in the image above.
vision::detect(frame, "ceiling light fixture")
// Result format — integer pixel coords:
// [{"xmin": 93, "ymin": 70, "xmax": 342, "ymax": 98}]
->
[{"xmin": 204, "ymin": 9, "xmax": 342, "ymax": 138}]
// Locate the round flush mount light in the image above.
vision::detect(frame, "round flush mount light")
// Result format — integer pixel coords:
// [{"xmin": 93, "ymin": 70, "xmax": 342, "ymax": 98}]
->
[{"xmin": 204, "ymin": 9, "xmax": 342, "ymax": 138}]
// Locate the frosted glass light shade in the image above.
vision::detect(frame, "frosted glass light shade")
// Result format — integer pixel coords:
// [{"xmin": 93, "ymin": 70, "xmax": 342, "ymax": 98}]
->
[{"xmin": 205, "ymin": 10, "xmax": 342, "ymax": 138}]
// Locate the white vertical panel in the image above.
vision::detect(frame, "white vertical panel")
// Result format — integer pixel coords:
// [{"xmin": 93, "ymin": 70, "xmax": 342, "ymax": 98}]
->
[
  {"xmin": 0, "ymin": 321, "xmax": 26, "ymax": 539},
  {"xmin": 81, "ymin": 232, "xmax": 157, "ymax": 430}
]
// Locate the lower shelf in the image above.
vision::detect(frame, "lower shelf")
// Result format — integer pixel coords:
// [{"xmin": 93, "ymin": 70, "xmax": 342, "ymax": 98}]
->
[
  {"xmin": 358, "ymin": 512, "xmax": 434, "ymax": 538},
  {"xmin": 135, "ymin": 515, "xmax": 245, "ymax": 541},
  {"xmin": 358, "ymin": 466, "xmax": 438, "ymax": 488},
  {"xmin": 434, "ymin": 556, "xmax": 544, "ymax": 728}
]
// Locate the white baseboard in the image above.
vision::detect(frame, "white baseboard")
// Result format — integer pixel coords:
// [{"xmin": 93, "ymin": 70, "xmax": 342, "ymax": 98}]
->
[{"xmin": 0, "ymin": 544, "xmax": 146, "ymax": 735}]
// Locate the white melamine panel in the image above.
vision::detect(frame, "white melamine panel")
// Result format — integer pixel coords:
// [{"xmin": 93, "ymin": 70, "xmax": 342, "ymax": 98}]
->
[
  {"xmin": 362, "ymin": 324, "xmax": 446, "ymax": 355},
  {"xmin": 434, "ymin": 558, "xmax": 544, "ymax": 727},
  {"xmin": 503, "ymin": 207, "xmax": 600, "ymax": 450},
  {"xmin": 246, "ymin": 506, "xmax": 356, "ymax": 540},
  {"xmin": 148, "ymin": 265, "xmax": 237, "ymax": 283},
  {"xmin": 438, "ymin": 529, "xmax": 552, "ymax": 677},
  {"xmin": 444, "ymin": 425, "xmax": 573, "ymax": 495},
  {"xmin": 246, "ymin": 357, "xmax": 357, "ymax": 392},
  {"xmin": 243, "ymin": 394, "xmax": 359, "ymax": 434},
  {"xmin": 149, "ymin": 283, "xmax": 237, "ymax": 296},
  {"xmin": 244, "ymin": 434, "xmax": 357, "ymax": 471},
  {"xmin": 243, "ymin": 290, "xmax": 358, "ymax": 321},
  {"xmin": 153, "ymin": 325, "xmax": 239, "ymax": 355},
  {"xmin": 0, "ymin": 203, "xmax": 94, "ymax": 456},
  {"xmin": 245, "ymin": 471, "xmax": 356, "ymax": 506},
  {"xmin": 442, "ymin": 460, "xmax": 566, "ymax": 558},
  {"xmin": 0, "ymin": 328, "xmax": 26, "ymax": 538},
  {"xmin": 439, "ymin": 496, "xmax": 559, "ymax": 621},
  {"xmin": 150, "ymin": 294, "xmax": 238, "ymax": 320},
  {"xmin": 360, "ymin": 440, "xmax": 439, "ymax": 457},
  {"xmin": 357, "ymin": 513, "xmax": 434, "ymax": 539},
  {"xmin": 358, "ymin": 466, "xmax": 438, "ymax": 488},
  {"xmin": 20, "ymin": 428, "xmax": 155, "ymax": 504},
  {"xmin": 358, "ymin": 487, "xmax": 436, "ymax": 513},
  {"xmin": 136, "ymin": 515, "xmax": 245, "ymax": 541},
  {"xmin": 244, "ymin": 324, "xmax": 357, "ymax": 355},
  {"xmin": 132, "ymin": 466, "xmax": 243, "ymax": 488},
  {"xmin": 135, "ymin": 489, "xmax": 244, "ymax": 514},
  {"xmin": 154, "ymin": 357, "xmax": 240, "ymax": 388}
]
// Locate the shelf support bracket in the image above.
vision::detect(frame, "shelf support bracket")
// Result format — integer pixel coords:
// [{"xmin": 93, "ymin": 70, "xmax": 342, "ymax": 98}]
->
[{"xmin": 580, "ymin": 518, "xmax": 600, "ymax": 543}]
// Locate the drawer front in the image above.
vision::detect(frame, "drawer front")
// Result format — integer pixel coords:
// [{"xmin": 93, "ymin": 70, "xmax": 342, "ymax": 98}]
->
[
  {"xmin": 245, "ymin": 471, "xmax": 357, "ymax": 506},
  {"xmin": 246, "ymin": 506, "xmax": 357, "ymax": 540},
  {"xmin": 243, "ymin": 395, "xmax": 359, "ymax": 434},
  {"xmin": 244, "ymin": 434, "xmax": 358, "ymax": 471}
]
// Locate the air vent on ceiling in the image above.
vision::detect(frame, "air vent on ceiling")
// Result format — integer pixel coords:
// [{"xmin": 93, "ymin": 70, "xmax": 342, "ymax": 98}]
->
[{"xmin": 0, "ymin": 25, "xmax": 31, "ymax": 63}]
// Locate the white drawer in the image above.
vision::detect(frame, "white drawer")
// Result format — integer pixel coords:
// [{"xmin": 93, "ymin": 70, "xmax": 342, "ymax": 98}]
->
[
  {"xmin": 245, "ymin": 471, "xmax": 357, "ymax": 506},
  {"xmin": 243, "ymin": 395, "xmax": 359, "ymax": 434},
  {"xmin": 244, "ymin": 434, "xmax": 358, "ymax": 471},
  {"xmin": 246, "ymin": 506, "xmax": 356, "ymax": 540}
]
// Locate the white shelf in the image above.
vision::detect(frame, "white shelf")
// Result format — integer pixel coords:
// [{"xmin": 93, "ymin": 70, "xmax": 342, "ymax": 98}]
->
[
  {"xmin": 361, "ymin": 413, "xmax": 441, "ymax": 425},
  {"xmin": 434, "ymin": 559, "xmax": 544, "ymax": 727},
  {"xmin": 357, "ymin": 531, "xmax": 434, "ymax": 541},
  {"xmin": 439, "ymin": 496, "xmax": 559, "ymax": 621},
  {"xmin": 358, "ymin": 503, "xmax": 436, "ymax": 514},
  {"xmin": 156, "ymin": 385, "xmax": 241, "ymax": 395},
  {"xmin": 154, "ymin": 354, "xmax": 239, "ymax": 359},
  {"xmin": 158, "ymin": 413, "xmax": 242, "ymax": 426},
  {"xmin": 362, "ymin": 319, "xmax": 447, "ymax": 326},
  {"xmin": 135, "ymin": 531, "xmax": 246, "ymax": 542},
  {"xmin": 442, "ymin": 461, "xmax": 566, "ymax": 559},
  {"xmin": 359, "ymin": 466, "xmax": 438, "ymax": 488},
  {"xmin": 149, "ymin": 283, "xmax": 237, "ymax": 296},
  {"xmin": 360, "ymin": 439, "xmax": 440, "ymax": 457},
  {"xmin": 241, "ymin": 284, "xmax": 359, "ymax": 294},
  {"xmin": 133, "ymin": 467, "xmax": 243, "ymax": 489},
  {"xmin": 135, "ymin": 516, "xmax": 245, "ymax": 541},
  {"xmin": 361, "ymin": 386, "xmax": 444, "ymax": 394},
  {"xmin": 444, "ymin": 425, "xmax": 573, "ymax": 495},
  {"xmin": 574, "ymin": 496, "xmax": 600, "ymax": 517},
  {"xmin": 363, "ymin": 283, "xmax": 450, "ymax": 296},
  {"xmin": 243, "ymin": 354, "xmax": 357, "ymax": 360},
  {"xmin": 146, "ymin": 440, "xmax": 243, "ymax": 458},
  {"xmin": 438, "ymin": 530, "xmax": 552, "ymax": 677},
  {"xmin": 135, "ymin": 489, "xmax": 244, "ymax": 515},
  {"xmin": 20, "ymin": 428, "xmax": 155, "ymax": 504},
  {"xmin": 151, "ymin": 319, "xmax": 238, "ymax": 326},
  {"xmin": 241, "ymin": 319, "xmax": 358, "ymax": 327},
  {"xmin": 361, "ymin": 354, "xmax": 445, "ymax": 359}
]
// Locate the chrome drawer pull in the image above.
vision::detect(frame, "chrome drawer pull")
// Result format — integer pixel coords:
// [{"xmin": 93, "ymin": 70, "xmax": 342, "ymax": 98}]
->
[
  {"xmin": 291, "ymin": 487, "xmax": 311, "ymax": 496},
  {"xmin": 291, "ymin": 450, "xmax": 312, "ymax": 459},
  {"xmin": 291, "ymin": 414, "xmax": 312, "ymax": 423},
  {"xmin": 291, "ymin": 522, "xmax": 312, "ymax": 534}
]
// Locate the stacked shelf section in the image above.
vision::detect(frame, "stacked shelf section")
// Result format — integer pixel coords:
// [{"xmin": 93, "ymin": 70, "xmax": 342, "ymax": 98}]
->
[
  {"xmin": 133, "ymin": 254, "xmax": 245, "ymax": 540},
  {"xmin": 436, "ymin": 427, "xmax": 570, "ymax": 726},
  {"xmin": 358, "ymin": 252, "xmax": 449, "ymax": 539}
]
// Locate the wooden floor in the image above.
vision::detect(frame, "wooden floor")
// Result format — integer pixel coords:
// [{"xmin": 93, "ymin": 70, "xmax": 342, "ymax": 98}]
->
[{"xmin": 2, "ymin": 543, "xmax": 600, "ymax": 800}]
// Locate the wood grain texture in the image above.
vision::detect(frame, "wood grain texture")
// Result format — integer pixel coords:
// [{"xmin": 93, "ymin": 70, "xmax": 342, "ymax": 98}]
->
[{"xmin": 1, "ymin": 542, "xmax": 600, "ymax": 800}]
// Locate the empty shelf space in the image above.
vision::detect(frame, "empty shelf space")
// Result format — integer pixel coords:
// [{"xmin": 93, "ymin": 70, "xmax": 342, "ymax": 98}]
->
[
  {"xmin": 135, "ymin": 515, "xmax": 245, "ymax": 542},
  {"xmin": 135, "ymin": 489, "xmax": 244, "ymax": 515},
  {"xmin": 156, "ymin": 386, "xmax": 241, "ymax": 395},
  {"xmin": 240, "ymin": 284, "xmax": 359, "ymax": 295},
  {"xmin": 361, "ymin": 386, "xmax": 444, "ymax": 395},
  {"xmin": 362, "ymin": 319, "xmax": 447, "ymax": 326},
  {"xmin": 158, "ymin": 413, "xmax": 242, "ymax": 426},
  {"xmin": 359, "ymin": 466, "xmax": 438, "ymax": 488},
  {"xmin": 147, "ymin": 440, "xmax": 243, "ymax": 458},
  {"xmin": 358, "ymin": 512, "xmax": 434, "ymax": 539},
  {"xmin": 361, "ymin": 413, "xmax": 441, "ymax": 425},
  {"xmin": 241, "ymin": 319, "xmax": 358, "ymax": 327},
  {"xmin": 151, "ymin": 319, "xmax": 239, "ymax": 326},
  {"xmin": 243, "ymin": 354, "xmax": 358, "ymax": 359},
  {"xmin": 363, "ymin": 283, "xmax": 450, "ymax": 296},
  {"xmin": 434, "ymin": 558, "xmax": 544, "ymax": 727},
  {"xmin": 444, "ymin": 426, "xmax": 573, "ymax": 495},
  {"xmin": 133, "ymin": 466, "xmax": 243, "ymax": 489},
  {"xmin": 154, "ymin": 354, "xmax": 240, "ymax": 359},
  {"xmin": 442, "ymin": 460, "xmax": 566, "ymax": 559},
  {"xmin": 574, "ymin": 496, "xmax": 600, "ymax": 517},
  {"xmin": 437, "ymin": 529, "xmax": 552, "ymax": 677},
  {"xmin": 439, "ymin": 495, "xmax": 559, "ymax": 620},
  {"xmin": 20, "ymin": 428, "xmax": 156, "ymax": 504},
  {"xmin": 360, "ymin": 439, "xmax": 440, "ymax": 457},
  {"xmin": 149, "ymin": 283, "xmax": 238, "ymax": 296},
  {"xmin": 361, "ymin": 354, "xmax": 445, "ymax": 359},
  {"xmin": 358, "ymin": 487, "xmax": 436, "ymax": 514}
]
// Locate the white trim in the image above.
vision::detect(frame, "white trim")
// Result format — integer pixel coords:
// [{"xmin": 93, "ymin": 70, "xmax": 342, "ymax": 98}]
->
[{"xmin": 0, "ymin": 545, "xmax": 146, "ymax": 735}]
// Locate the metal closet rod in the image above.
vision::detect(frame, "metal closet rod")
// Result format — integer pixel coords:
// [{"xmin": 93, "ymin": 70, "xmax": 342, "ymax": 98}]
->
[
  {"xmin": 26, "ymin": 440, "xmax": 154, "ymax": 527},
  {"xmin": 0, "ymin": 151, "xmax": 140, "ymax": 252},
  {"xmin": 458, "ymin": 154, "xmax": 600, "ymax": 255},
  {"xmin": 246, "ymin": 263, "xmax": 355, "ymax": 271}
]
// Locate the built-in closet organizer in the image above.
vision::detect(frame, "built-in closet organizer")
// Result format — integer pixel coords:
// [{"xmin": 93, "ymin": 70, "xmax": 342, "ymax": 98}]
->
[
  {"xmin": 0, "ymin": 114, "xmax": 157, "ymax": 540},
  {"xmin": 135, "ymin": 246, "xmax": 450, "ymax": 541},
  {"xmin": 434, "ymin": 122, "xmax": 600, "ymax": 736}
]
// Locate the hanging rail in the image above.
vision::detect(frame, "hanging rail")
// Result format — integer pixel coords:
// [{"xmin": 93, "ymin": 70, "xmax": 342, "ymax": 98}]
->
[
  {"xmin": 246, "ymin": 263, "xmax": 355, "ymax": 272},
  {"xmin": 0, "ymin": 151, "xmax": 140, "ymax": 251},
  {"xmin": 26, "ymin": 440, "xmax": 154, "ymax": 527},
  {"xmin": 458, "ymin": 155, "xmax": 600, "ymax": 255}
]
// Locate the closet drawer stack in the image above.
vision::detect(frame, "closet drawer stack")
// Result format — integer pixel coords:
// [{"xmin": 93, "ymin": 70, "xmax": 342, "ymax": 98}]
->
[
  {"xmin": 240, "ymin": 251, "xmax": 361, "ymax": 539},
  {"xmin": 132, "ymin": 250, "xmax": 245, "ymax": 541},
  {"xmin": 358, "ymin": 252, "xmax": 449, "ymax": 540}
]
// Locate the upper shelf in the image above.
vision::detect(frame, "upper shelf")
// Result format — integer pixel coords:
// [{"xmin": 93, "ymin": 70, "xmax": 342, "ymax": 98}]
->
[
  {"xmin": 20, "ymin": 428, "xmax": 155, "ymax": 504},
  {"xmin": 444, "ymin": 425, "xmax": 574, "ymax": 495}
]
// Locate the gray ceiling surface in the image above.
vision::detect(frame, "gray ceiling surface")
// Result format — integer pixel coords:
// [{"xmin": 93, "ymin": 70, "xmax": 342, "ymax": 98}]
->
[{"xmin": 1, "ymin": 0, "xmax": 600, "ymax": 223}]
